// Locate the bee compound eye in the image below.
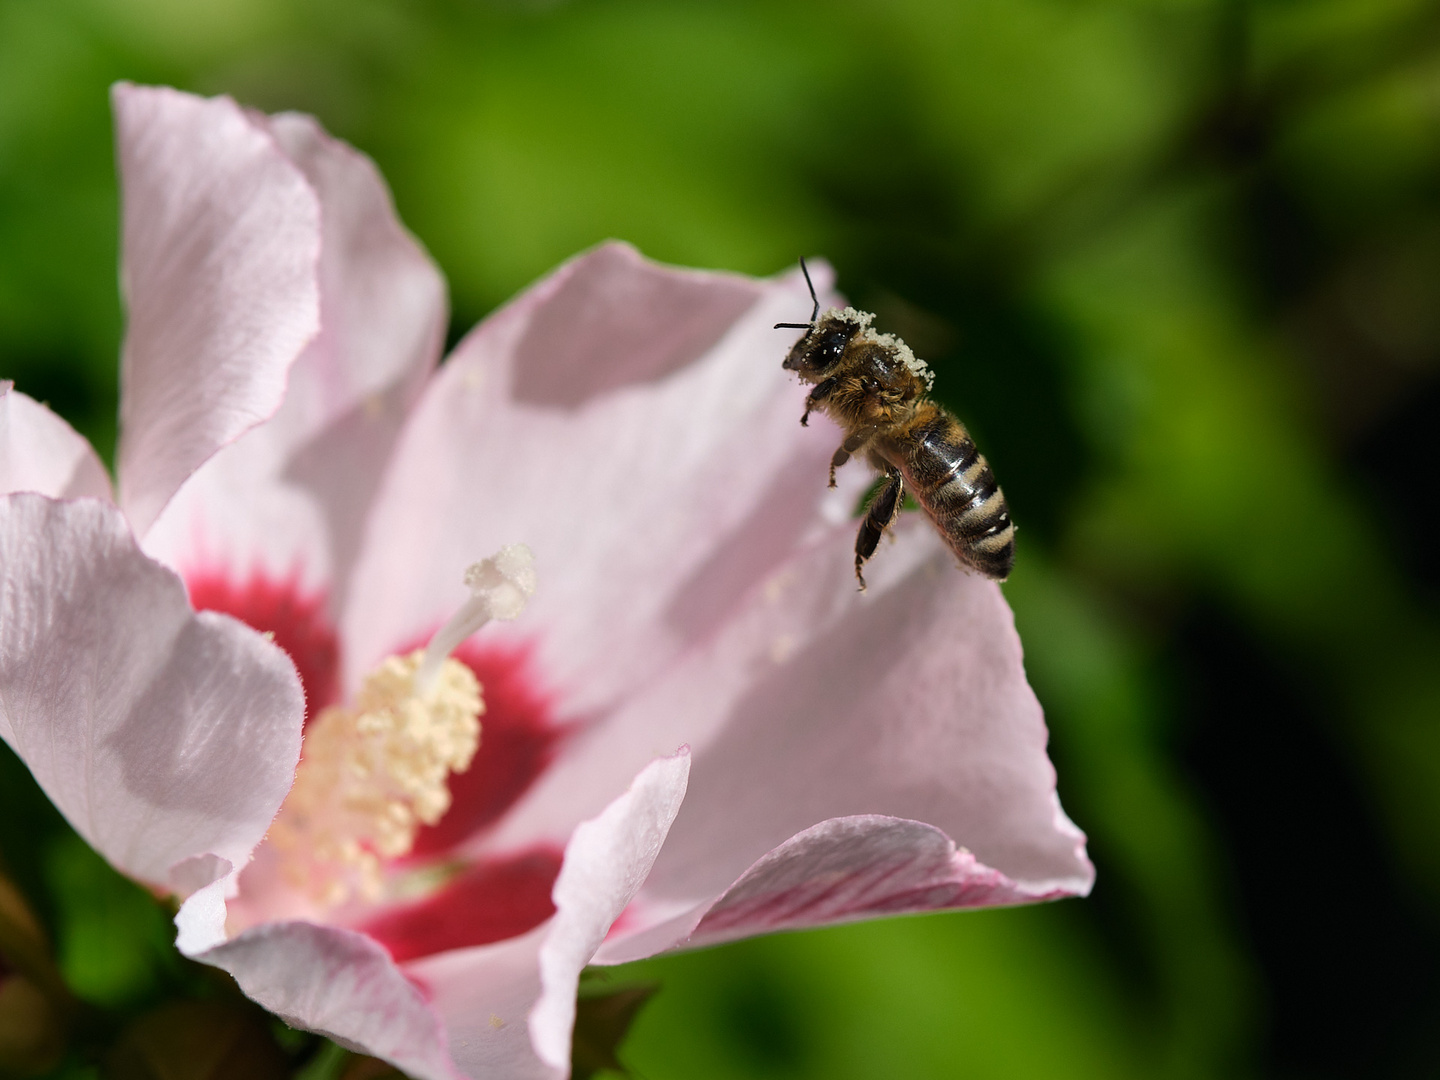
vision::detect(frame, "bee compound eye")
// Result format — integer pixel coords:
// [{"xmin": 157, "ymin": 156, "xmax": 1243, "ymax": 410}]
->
[{"xmin": 814, "ymin": 328, "xmax": 852, "ymax": 370}]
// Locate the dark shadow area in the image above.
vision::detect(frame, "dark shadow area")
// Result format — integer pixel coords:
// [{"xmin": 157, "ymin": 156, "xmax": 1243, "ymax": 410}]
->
[
  {"xmin": 1, "ymin": 348, "xmax": 117, "ymax": 467},
  {"xmin": 1349, "ymin": 372, "xmax": 1440, "ymax": 608},
  {"xmin": 1173, "ymin": 603, "xmax": 1440, "ymax": 1078},
  {"xmin": 0, "ymin": 740, "xmax": 72, "ymax": 939}
]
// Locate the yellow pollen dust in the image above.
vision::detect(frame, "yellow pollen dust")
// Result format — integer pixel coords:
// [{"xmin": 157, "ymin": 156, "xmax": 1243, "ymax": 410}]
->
[{"xmin": 268, "ymin": 650, "xmax": 483, "ymax": 906}]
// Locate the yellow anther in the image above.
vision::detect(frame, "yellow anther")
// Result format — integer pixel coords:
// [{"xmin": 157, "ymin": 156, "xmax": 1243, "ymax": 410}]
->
[{"xmin": 268, "ymin": 650, "xmax": 483, "ymax": 905}]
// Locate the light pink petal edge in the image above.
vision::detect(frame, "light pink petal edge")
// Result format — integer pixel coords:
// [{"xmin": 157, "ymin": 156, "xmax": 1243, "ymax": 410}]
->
[
  {"xmin": 142, "ymin": 107, "xmax": 446, "ymax": 603},
  {"xmin": 0, "ymin": 494, "xmax": 303, "ymax": 892},
  {"xmin": 599, "ymin": 813, "xmax": 1085, "ymax": 965},
  {"xmin": 398, "ymin": 755, "xmax": 689, "ymax": 1079},
  {"xmin": 190, "ymin": 920, "xmax": 460, "ymax": 1080},
  {"xmin": 0, "ymin": 384, "xmax": 112, "ymax": 501},
  {"xmin": 113, "ymin": 83, "xmax": 321, "ymax": 536},
  {"xmin": 531, "ymin": 751, "xmax": 690, "ymax": 1070}
]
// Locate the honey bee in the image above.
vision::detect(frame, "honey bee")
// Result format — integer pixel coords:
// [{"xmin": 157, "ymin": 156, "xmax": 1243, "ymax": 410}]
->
[{"xmin": 776, "ymin": 259, "xmax": 1015, "ymax": 589}]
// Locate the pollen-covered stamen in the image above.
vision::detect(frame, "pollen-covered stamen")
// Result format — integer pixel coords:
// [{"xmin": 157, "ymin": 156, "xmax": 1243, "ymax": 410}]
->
[
  {"xmin": 267, "ymin": 545, "xmax": 537, "ymax": 906},
  {"xmin": 268, "ymin": 651, "xmax": 482, "ymax": 904}
]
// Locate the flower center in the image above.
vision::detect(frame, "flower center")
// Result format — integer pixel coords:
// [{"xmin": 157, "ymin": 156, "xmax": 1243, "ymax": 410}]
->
[{"xmin": 267, "ymin": 545, "xmax": 536, "ymax": 905}]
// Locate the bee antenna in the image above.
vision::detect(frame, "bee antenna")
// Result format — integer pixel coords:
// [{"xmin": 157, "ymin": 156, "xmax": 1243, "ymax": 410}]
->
[
  {"xmin": 799, "ymin": 256, "xmax": 819, "ymax": 322},
  {"xmin": 773, "ymin": 256, "xmax": 822, "ymax": 331}
]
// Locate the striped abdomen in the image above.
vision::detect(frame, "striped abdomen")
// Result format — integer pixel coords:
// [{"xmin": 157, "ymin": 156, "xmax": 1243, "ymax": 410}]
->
[{"xmin": 887, "ymin": 406, "xmax": 1015, "ymax": 580}]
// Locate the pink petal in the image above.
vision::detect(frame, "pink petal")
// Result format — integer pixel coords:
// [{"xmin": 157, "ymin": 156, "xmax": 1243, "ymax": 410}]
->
[
  {"xmin": 192, "ymin": 921, "xmax": 460, "ymax": 1080},
  {"xmin": 402, "ymin": 931, "xmax": 553, "ymax": 1080},
  {"xmin": 623, "ymin": 815, "xmax": 1070, "ymax": 960},
  {"xmin": 113, "ymin": 83, "xmax": 321, "ymax": 537},
  {"xmin": 142, "ymin": 106, "xmax": 446, "ymax": 609},
  {"xmin": 405, "ymin": 753, "xmax": 690, "ymax": 1079},
  {"xmin": 531, "ymin": 751, "xmax": 688, "ymax": 1070},
  {"xmin": 495, "ymin": 519, "xmax": 1091, "ymax": 958},
  {"xmin": 0, "ymin": 384, "xmax": 112, "ymax": 501},
  {"xmin": 0, "ymin": 494, "xmax": 303, "ymax": 894},
  {"xmin": 341, "ymin": 243, "xmax": 846, "ymax": 710}
]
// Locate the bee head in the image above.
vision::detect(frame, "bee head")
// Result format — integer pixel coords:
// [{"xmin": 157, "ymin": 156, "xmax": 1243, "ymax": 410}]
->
[
  {"xmin": 774, "ymin": 256, "xmax": 864, "ymax": 381},
  {"xmin": 780, "ymin": 313, "xmax": 862, "ymax": 379}
]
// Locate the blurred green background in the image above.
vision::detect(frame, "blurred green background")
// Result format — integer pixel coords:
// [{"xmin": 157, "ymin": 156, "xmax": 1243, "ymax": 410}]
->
[{"xmin": 3, "ymin": 0, "xmax": 1440, "ymax": 1076}]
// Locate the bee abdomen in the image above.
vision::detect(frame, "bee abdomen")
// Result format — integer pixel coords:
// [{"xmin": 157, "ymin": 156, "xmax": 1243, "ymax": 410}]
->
[{"xmin": 899, "ymin": 412, "xmax": 1015, "ymax": 580}]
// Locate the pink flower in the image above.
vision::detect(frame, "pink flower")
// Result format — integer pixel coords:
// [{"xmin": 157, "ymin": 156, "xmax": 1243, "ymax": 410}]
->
[{"xmin": 0, "ymin": 85, "xmax": 1093, "ymax": 1079}]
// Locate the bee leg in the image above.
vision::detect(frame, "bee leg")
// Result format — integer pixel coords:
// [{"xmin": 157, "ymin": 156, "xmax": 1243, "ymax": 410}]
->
[
  {"xmin": 829, "ymin": 433, "xmax": 867, "ymax": 488},
  {"xmin": 800, "ymin": 375, "xmax": 840, "ymax": 427},
  {"xmin": 854, "ymin": 468, "xmax": 904, "ymax": 592}
]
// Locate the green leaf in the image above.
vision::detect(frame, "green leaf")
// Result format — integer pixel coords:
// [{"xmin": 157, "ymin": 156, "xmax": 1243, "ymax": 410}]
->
[{"xmin": 44, "ymin": 835, "xmax": 180, "ymax": 1011}]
